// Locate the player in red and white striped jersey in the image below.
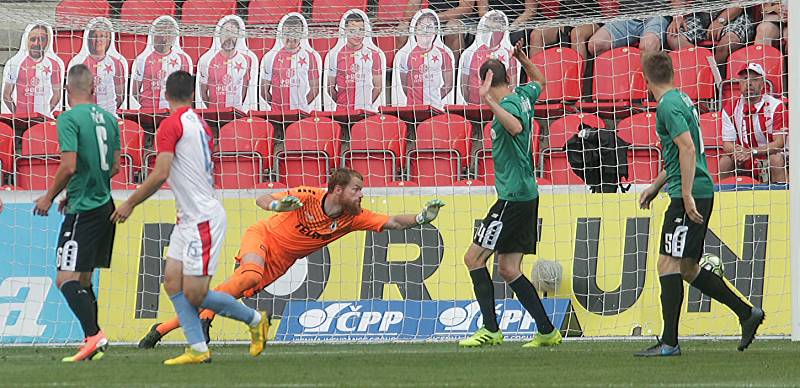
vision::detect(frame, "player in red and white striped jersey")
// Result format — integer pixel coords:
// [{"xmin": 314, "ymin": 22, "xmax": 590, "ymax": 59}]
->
[
  {"xmin": 130, "ymin": 16, "xmax": 192, "ymax": 110},
  {"xmin": 260, "ymin": 13, "xmax": 321, "ymax": 112},
  {"xmin": 720, "ymin": 63, "xmax": 788, "ymax": 183},
  {"xmin": 196, "ymin": 15, "xmax": 259, "ymax": 112},
  {"xmin": 2, "ymin": 22, "xmax": 64, "ymax": 117},
  {"xmin": 458, "ymin": 11, "xmax": 518, "ymax": 105},
  {"xmin": 112, "ymin": 71, "xmax": 268, "ymax": 365},
  {"xmin": 67, "ymin": 17, "xmax": 128, "ymax": 114},
  {"xmin": 393, "ymin": 10, "xmax": 455, "ymax": 109},
  {"xmin": 324, "ymin": 10, "xmax": 386, "ymax": 111}
]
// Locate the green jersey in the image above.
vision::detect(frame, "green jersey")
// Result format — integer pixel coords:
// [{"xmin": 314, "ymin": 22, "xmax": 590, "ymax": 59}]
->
[
  {"xmin": 655, "ymin": 89, "xmax": 714, "ymax": 199},
  {"xmin": 491, "ymin": 82, "xmax": 542, "ymax": 201},
  {"xmin": 57, "ymin": 104, "xmax": 120, "ymax": 213}
]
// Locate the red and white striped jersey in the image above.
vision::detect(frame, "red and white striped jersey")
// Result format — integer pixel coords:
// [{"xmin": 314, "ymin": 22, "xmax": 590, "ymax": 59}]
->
[
  {"xmin": 462, "ymin": 44, "xmax": 516, "ymax": 104},
  {"xmin": 721, "ymin": 94, "xmax": 788, "ymax": 147},
  {"xmin": 396, "ymin": 45, "xmax": 453, "ymax": 107},
  {"xmin": 198, "ymin": 50, "xmax": 256, "ymax": 111},
  {"xmin": 156, "ymin": 106, "xmax": 222, "ymax": 223},
  {"xmin": 329, "ymin": 44, "xmax": 382, "ymax": 110},
  {"xmin": 3, "ymin": 55, "xmax": 62, "ymax": 116},
  {"xmin": 131, "ymin": 50, "xmax": 191, "ymax": 109},
  {"xmin": 262, "ymin": 48, "xmax": 319, "ymax": 112}
]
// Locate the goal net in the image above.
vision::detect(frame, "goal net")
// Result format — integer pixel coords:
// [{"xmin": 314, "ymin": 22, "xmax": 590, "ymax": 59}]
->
[{"xmin": 0, "ymin": 0, "xmax": 791, "ymax": 344}]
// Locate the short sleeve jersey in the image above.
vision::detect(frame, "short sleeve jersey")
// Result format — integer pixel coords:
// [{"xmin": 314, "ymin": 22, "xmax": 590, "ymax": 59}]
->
[
  {"xmin": 261, "ymin": 186, "xmax": 390, "ymax": 259},
  {"xmin": 492, "ymin": 82, "xmax": 541, "ymax": 201},
  {"xmin": 57, "ymin": 103, "xmax": 120, "ymax": 213},
  {"xmin": 656, "ymin": 89, "xmax": 714, "ymax": 199}
]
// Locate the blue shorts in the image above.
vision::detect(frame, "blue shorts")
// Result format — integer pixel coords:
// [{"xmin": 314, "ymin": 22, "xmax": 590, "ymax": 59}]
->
[{"xmin": 601, "ymin": 17, "xmax": 669, "ymax": 48}]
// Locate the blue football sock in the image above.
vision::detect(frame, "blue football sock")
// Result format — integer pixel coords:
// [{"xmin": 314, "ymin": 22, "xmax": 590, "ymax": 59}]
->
[
  {"xmin": 169, "ymin": 291, "xmax": 207, "ymax": 351},
  {"xmin": 201, "ymin": 291, "xmax": 259, "ymax": 326}
]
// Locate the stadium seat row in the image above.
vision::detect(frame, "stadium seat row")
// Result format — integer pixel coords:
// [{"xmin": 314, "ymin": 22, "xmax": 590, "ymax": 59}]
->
[{"xmin": 0, "ymin": 110, "xmax": 756, "ymax": 190}]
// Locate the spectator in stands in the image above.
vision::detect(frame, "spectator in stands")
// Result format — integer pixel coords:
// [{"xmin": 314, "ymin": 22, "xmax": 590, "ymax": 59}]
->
[
  {"xmin": 666, "ymin": 6, "xmax": 754, "ymax": 64},
  {"xmin": 67, "ymin": 17, "xmax": 128, "ymax": 113},
  {"xmin": 2, "ymin": 22, "xmax": 64, "ymax": 118},
  {"xmin": 754, "ymin": 1, "xmax": 787, "ymax": 47},
  {"xmin": 720, "ymin": 63, "xmax": 787, "ymax": 183},
  {"xmin": 130, "ymin": 16, "xmax": 192, "ymax": 110},
  {"xmin": 529, "ymin": 0, "xmax": 600, "ymax": 60},
  {"xmin": 588, "ymin": 0, "xmax": 678, "ymax": 56},
  {"xmin": 196, "ymin": 15, "xmax": 259, "ymax": 112},
  {"xmin": 325, "ymin": 10, "xmax": 385, "ymax": 111},
  {"xmin": 260, "ymin": 13, "xmax": 321, "ymax": 112},
  {"xmin": 458, "ymin": 10, "xmax": 517, "ymax": 105},
  {"xmin": 401, "ymin": 0, "xmax": 476, "ymax": 64},
  {"xmin": 393, "ymin": 9, "xmax": 455, "ymax": 109}
]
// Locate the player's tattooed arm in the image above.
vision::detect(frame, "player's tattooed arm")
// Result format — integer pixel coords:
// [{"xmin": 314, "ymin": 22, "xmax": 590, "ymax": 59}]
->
[{"xmin": 2, "ymin": 82, "xmax": 15, "ymax": 112}]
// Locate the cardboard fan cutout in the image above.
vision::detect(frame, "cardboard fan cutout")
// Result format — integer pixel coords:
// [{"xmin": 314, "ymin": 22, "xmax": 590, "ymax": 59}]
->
[
  {"xmin": 260, "ymin": 13, "xmax": 322, "ymax": 112},
  {"xmin": 392, "ymin": 9, "xmax": 455, "ymax": 110},
  {"xmin": 2, "ymin": 22, "xmax": 65, "ymax": 117},
  {"xmin": 129, "ymin": 16, "xmax": 192, "ymax": 110},
  {"xmin": 323, "ymin": 9, "xmax": 386, "ymax": 112},
  {"xmin": 196, "ymin": 15, "xmax": 259, "ymax": 112},
  {"xmin": 456, "ymin": 10, "xmax": 519, "ymax": 105},
  {"xmin": 67, "ymin": 17, "xmax": 129, "ymax": 113}
]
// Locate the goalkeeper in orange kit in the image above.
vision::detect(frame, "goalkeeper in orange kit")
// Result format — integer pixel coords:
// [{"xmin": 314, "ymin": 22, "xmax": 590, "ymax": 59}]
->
[{"xmin": 139, "ymin": 168, "xmax": 445, "ymax": 348}]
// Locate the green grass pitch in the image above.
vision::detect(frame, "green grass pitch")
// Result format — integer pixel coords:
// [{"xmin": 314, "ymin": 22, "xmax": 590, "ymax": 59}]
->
[{"xmin": 1, "ymin": 340, "xmax": 798, "ymax": 387}]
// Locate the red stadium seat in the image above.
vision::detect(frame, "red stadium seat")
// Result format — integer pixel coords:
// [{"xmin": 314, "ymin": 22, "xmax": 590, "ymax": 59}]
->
[
  {"xmin": 529, "ymin": 47, "xmax": 583, "ymax": 102},
  {"xmin": 474, "ymin": 120, "xmax": 541, "ymax": 185},
  {"xmin": 113, "ymin": 120, "xmax": 145, "ymax": 189},
  {"xmin": 577, "ymin": 47, "xmax": 646, "ymax": 116},
  {"xmin": 16, "ymin": 122, "xmax": 60, "ymax": 190},
  {"xmin": 214, "ymin": 117, "xmax": 274, "ymax": 189},
  {"xmin": 669, "ymin": 47, "xmax": 715, "ymax": 101},
  {"xmin": 311, "ymin": 37, "xmax": 338, "ymax": 62},
  {"xmin": 374, "ymin": 35, "xmax": 397, "ymax": 68},
  {"xmin": 120, "ymin": 0, "xmax": 176, "ymax": 23},
  {"xmin": 247, "ymin": 37, "xmax": 276, "ymax": 60},
  {"xmin": 55, "ymin": 0, "xmax": 110, "ymax": 26},
  {"xmin": 699, "ymin": 111, "xmax": 724, "ymax": 182},
  {"xmin": 407, "ymin": 114, "xmax": 471, "ymax": 186},
  {"xmin": 53, "ymin": 30, "xmax": 84, "ymax": 67},
  {"xmin": 0, "ymin": 122, "xmax": 13, "ymax": 179},
  {"xmin": 278, "ymin": 117, "xmax": 342, "ymax": 187},
  {"xmin": 182, "ymin": 36, "xmax": 213, "ymax": 69},
  {"xmin": 181, "ymin": 0, "xmax": 237, "ymax": 25},
  {"xmin": 376, "ymin": 0, "xmax": 424, "ymax": 21},
  {"xmin": 248, "ymin": 0, "xmax": 302, "ymax": 24},
  {"xmin": 616, "ymin": 112, "xmax": 660, "ymax": 184},
  {"xmin": 344, "ymin": 114, "xmax": 407, "ymax": 185},
  {"xmin": 117, "ymin": 34, "xmax": 149, "ymax": 68},
  {"xmin": 541, "ymin": 113, "xmax": 605, "ymax": 185},
  {"xmin": 311, "ymin": 0, "xmax": 367, "ymax": 22}
]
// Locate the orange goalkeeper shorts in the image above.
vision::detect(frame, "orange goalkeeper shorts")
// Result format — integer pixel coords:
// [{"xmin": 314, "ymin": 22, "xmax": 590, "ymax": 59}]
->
[{"xmin": 236, "ymin": 221, "xmax": 301, "ymax": 298}]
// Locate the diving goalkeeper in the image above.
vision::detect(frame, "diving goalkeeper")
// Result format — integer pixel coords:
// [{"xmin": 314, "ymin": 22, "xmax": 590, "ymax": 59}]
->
[{"xmin": 139, "ymin": 168, "xmax": 445, "ymax": 347}]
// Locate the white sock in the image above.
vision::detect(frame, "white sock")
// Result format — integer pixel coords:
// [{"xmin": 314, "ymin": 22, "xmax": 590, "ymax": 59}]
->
[
  {"xmin": 248, "ymin": 310, "xmax": 262, "ymax": 327},
  {"xmin": 190, "ymin": 342, "xmax": 208, "ymax": 353}
]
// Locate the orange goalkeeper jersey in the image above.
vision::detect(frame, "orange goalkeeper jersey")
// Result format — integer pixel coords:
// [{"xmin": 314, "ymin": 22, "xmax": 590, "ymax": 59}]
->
[{"xmin": 259, "ymin": 186, "xmax": 390, "ymax": 259}]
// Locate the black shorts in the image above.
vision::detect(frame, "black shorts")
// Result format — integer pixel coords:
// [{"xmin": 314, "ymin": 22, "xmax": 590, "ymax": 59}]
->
[
  {"xmin": 659, "ymin": 197, "xmax": 714, "ymax": 261},
  {"xmin": 473, "ymin": 198, "xmax": 538, "ymax": 254},
  {"xmin": 56, "ymin": 200, "xmax": 116, "ymax": 272}
]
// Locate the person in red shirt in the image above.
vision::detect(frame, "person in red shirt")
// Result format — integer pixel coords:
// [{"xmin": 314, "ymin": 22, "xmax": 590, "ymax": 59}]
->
[
  {"xmin": 130, "ymin": 16, "xmax": 192, "ymax": 110},
  {"xmin": 138, "ymin": 168, "xmax": 446, "ymax": 347},
  {"xmin": 2, "ymin": 23, "xmax": 64, "ymax": 117}
]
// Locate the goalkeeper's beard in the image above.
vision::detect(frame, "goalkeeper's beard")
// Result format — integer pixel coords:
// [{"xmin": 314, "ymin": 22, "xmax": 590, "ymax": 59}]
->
[{"xmin": 344, "ymin": 200, "xmax": 362, "ymax": 216}]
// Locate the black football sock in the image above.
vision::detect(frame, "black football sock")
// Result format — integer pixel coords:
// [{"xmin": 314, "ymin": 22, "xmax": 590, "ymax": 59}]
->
[
  {"xmin": 691, "ymin": 268, "xmax": 751, "ymax": 320},
  {"xmin": 659, "ymin": 273, "xmax": 683, "ymax": 347},
  {"xmin": 469, "ymin": 267, "xmax": 499, "ymax": 332},
  {"xmin": 61, "ymin": 280, "xmax": 100, "ymax": 337},
  {"xmin": 84, "ymin": 284, "xmax": 99, "ymax": 328},
  {"xmin": 509, "ymin": 275, "xmax": 555, "ymax": 334}
]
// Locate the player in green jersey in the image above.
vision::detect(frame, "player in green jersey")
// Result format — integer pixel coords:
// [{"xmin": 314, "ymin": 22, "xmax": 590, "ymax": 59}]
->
[
  {"xmin": 33, "ymin": 64, "xmax": 121, "ymax": 362},
  {"xmin": 459, "ymin": 41, "xmax": 562, "ymax": 348},
  {"xmin": 635, "ymin": 52, "xmax": 763, "ymax": 357}
]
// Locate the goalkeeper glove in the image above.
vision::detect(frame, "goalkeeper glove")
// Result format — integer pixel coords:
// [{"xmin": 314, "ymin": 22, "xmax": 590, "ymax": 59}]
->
[
  {"xmin": 270, "ymin": 196, "xmax": 303, "ymax": 212},
  {"xmin": 416, "ymin": 199, "xmax": 445, "ymax": 225}
]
